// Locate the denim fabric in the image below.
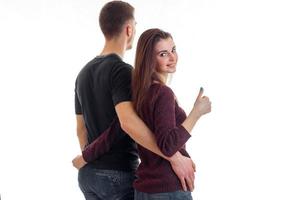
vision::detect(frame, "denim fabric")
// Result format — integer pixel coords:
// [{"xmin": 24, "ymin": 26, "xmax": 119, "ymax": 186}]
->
[
  {"xmin": 78, "ymin": 165, "xmax": 135, "ymax": 200},
  {"xmin": 134, "ymin": 190, "xmax": 193, "ymax": 200}
]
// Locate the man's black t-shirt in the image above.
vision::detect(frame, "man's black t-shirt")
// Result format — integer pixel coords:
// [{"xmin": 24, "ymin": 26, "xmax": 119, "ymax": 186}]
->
[{"xmin": 75, "ymin": 54, "xmax": 138, "ymax": 171}]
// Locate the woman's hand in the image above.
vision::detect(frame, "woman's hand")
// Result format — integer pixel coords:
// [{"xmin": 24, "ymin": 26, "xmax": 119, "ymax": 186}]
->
[
  {"xmin": 192, "ymin": 87, "xmax": 211, "ymax": 119},
  {"xmin": 72, "ymin": 155, "xmax": 87, "ymax": 170}
]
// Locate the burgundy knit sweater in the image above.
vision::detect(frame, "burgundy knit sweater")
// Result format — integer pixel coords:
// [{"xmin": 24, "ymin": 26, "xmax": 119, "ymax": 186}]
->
[
  {"xmin": 133, "ymin": 84, "xmax": 191, "ymax": 193},
  {"xmin": 82, "ymin": 83, "xmax": 191, "ymax": 193}
]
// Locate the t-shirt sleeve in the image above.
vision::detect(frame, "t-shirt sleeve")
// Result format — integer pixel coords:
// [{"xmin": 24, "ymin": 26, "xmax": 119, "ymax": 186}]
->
[
  {"xmin": 111, "ymin": 63, "xmax": 132, "ymax": 106},
  {"xmin": 153, "ymin": 86, "xmax": 191, "ymax": 157},
  {"xmin": 75, "ymin": 82, "xmax": 82, "ymax": 114}
]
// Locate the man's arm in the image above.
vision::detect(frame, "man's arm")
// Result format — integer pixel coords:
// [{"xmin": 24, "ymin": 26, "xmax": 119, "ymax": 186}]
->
[
  {"xmin": 75, "ymin": 84, "xmax": 87, "ymax": 151},
  {"xmin": 115, "ymin": 101, "xmax": 195, "ymax": 191},
  {"xmin": 76, "ymin": 115, "xmax": 88, "ymax": 151},
  {"xmin": 72, "ymin": 115, "xmax": 89, "ymax": 169},
  {"xmin": 116, "ymin": 102, "xmax": 168, "ymax": 158}
]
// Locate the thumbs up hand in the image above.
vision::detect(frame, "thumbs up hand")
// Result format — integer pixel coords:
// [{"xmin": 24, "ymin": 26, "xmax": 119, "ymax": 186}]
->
[{"xmin": 192, "ymin": 87, "xmax": 211, "ymax": 119}]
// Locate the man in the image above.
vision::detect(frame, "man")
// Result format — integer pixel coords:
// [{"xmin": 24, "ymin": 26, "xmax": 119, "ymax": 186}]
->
[{"xmin": 73, "ymin": 1, "xmax": 195, "ymax": 199}]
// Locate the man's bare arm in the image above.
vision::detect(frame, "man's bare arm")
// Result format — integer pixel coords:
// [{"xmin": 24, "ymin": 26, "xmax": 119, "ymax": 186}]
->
[{"xmin": 76, "ymin": 115, "xmax": 88, "ymax": 151}]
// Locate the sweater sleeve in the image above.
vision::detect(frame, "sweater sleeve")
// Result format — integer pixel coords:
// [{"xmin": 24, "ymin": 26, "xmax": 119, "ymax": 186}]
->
[
  {"xmin": 153, "ymin": 86, "xmax": 191, "ymax": 157},
  {"xmin": 82, "ymin": 119, "xmax": 125, "ymax": 162}
]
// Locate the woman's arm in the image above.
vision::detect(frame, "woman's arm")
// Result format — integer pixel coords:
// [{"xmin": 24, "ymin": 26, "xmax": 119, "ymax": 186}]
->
[
  {"xmin": 152, "ymin": 86, "xmax": 211, "ymax": 157},
  {"xmin": 72, "ymin": 119, "xmax": 124, "ymax": 169},
  {"xmin": 182, "ymin": 87, "xmax": 211, "ymax": 133},
  {"xmin": 152, "ymin": 86, "xmax": 191, "ymax": 157}
]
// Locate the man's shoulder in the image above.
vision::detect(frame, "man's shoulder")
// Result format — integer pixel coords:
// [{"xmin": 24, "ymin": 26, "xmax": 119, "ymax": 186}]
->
[
  {"xmin": 76, "ymin": 54, "xmax": 133, "ymax": 84},
  {"xmin": 101, "ymin": 54, "xmax": 132, "ymax": 67},
  {"xmin": 84, "ymin": 54, "xmax": 132, "ymax": 70},
  {"xmin": 112, "ymin": 59, "xmax": 133, "ymax": 71}
]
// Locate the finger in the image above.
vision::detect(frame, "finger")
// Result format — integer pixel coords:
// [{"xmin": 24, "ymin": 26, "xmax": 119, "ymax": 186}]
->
[
  {"xmin": 197, "ymin": 87, "xmax": 204, "ymax": 100},
  {"xmin": 192, "ymin": 161, "xmax": 196, "ymax": 172},
  {"xmin": 185, "ymin": 177, "xmax": 194, "ymax": 192},
  {"xmin": 191, "ymin": 176, "xmax": 195, "ymax": 191},
  {"xmin": 202, "ymin": 96, "xmax": 209, "ymax": 101},
  {"xmin": 191, "ymin": 172, "xmax": 195, "ymax": 185},
  {"xmin": 180, "ymin": 177, "xmax": 187, "ymax": 191},
  {"xmin": 190, "ymin": 169, "xmax": 195, "ymax": 184},
  {"xmin": 73, "ymin": 162, "xmax": 78, "ymax": 168},
  {"xmin": 200, "ymin": 87, "xmax": 204, "ymax": 95}
]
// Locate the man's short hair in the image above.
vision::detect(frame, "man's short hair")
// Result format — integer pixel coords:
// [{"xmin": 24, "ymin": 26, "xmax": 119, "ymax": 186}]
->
[{"xmin": 99, "ymin": 1, "xmax": 134, "ymax": 40}]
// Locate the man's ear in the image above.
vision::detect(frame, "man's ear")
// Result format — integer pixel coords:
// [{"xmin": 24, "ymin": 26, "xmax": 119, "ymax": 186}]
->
[{"xmin": 126, "ymin": 24, "xmax": 133, "ymax": 37}]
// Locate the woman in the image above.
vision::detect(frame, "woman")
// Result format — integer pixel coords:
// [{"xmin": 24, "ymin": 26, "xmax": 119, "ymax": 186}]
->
[
  {"xmin": 73, "ymin": 28, "xmax": 211, "ymax": 199},
  {"xmin": 131, "ymin": 28, "xmax": 211, "ymax": 199}
]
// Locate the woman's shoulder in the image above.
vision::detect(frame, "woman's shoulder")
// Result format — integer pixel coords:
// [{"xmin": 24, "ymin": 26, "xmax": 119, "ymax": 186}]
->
[{"xmin": 150, "ymin": 83, "xmax": 175, "ymax": 99}]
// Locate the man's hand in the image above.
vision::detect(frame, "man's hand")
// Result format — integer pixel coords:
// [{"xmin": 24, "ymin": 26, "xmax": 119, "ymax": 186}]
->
[
  {"xmin": 72, "ymin": 155, "xmax": 87, "ymax": 170},
  {"xmin": 169, "ymin": 152, "xmax": 196, "ymax": 191}
]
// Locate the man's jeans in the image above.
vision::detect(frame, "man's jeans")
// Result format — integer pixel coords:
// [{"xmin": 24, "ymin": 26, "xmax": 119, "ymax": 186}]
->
[
  {"xmin": 134, "ymin": 190, "xmax": 193, "ymax": 200},
  {"xmin": 78, "ymin": 165, "xmax": 135, "ymax": 200}
]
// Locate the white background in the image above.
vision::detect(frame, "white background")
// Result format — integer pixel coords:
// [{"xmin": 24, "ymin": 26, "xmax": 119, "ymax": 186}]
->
[{"xmin": 0, "ymin": 0, "xmax": 300, "ymax": 199}]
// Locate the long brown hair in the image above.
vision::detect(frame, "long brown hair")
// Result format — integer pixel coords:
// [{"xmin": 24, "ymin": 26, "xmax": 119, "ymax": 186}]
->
[{"xmin": 132, "ymin": 28, "xmax": 172, "ymax": 115}]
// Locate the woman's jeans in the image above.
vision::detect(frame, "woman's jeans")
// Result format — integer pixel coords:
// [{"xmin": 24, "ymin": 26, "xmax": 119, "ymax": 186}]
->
[
  {"xmin": 78, "ymin": 165, "xmax": 135, "ymax": 200},
  {"xmin": 134, "ymin": 190, "xmax": 193, "ymax": 200}
]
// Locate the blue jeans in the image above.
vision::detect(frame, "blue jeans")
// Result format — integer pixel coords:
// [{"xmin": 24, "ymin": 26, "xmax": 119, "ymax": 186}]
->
[
  {"xmin": 134, "ymin": 190, "xmax": 193, "ymax": 200},
  {"xmin": 78, "ymin": 165, "xmax": 135, "ymax": 200}
]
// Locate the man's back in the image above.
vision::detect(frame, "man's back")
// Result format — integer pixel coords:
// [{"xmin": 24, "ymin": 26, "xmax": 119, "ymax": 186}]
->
[{"xmin": 75, "ymin": 54, "xmax": 138, "ymax": 171}]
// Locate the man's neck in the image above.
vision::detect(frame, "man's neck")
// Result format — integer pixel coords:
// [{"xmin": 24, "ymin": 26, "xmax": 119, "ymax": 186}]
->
[{"xmin": 100, "ymin": 37, "xmax": 127, "ymax": 59}]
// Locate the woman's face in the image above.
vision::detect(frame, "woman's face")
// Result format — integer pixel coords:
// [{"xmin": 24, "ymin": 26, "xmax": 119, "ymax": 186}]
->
[{"xmin": 155, "ymin": 37, "xmax": 178, "ymax": 75}]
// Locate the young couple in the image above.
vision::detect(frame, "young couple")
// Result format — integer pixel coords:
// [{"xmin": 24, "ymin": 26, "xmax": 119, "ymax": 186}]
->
[{"xmin": 73, "ymin": 1, "xmax": 211, "ymax": 200}]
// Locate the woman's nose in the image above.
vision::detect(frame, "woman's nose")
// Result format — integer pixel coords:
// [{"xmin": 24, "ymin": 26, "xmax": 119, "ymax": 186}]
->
[{"xmin": 169, "ymin": 52, "xmax": 176, "ymax": 61}]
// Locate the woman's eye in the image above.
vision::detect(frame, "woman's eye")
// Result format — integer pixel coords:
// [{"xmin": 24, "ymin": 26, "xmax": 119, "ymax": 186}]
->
[
  {"xmin": 172, "ymin": 48, "xmax": 176, "ymax": 53},
  {"xmin": 160, "ymin": 52, "xmax": 168, "ymax": 57}
]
